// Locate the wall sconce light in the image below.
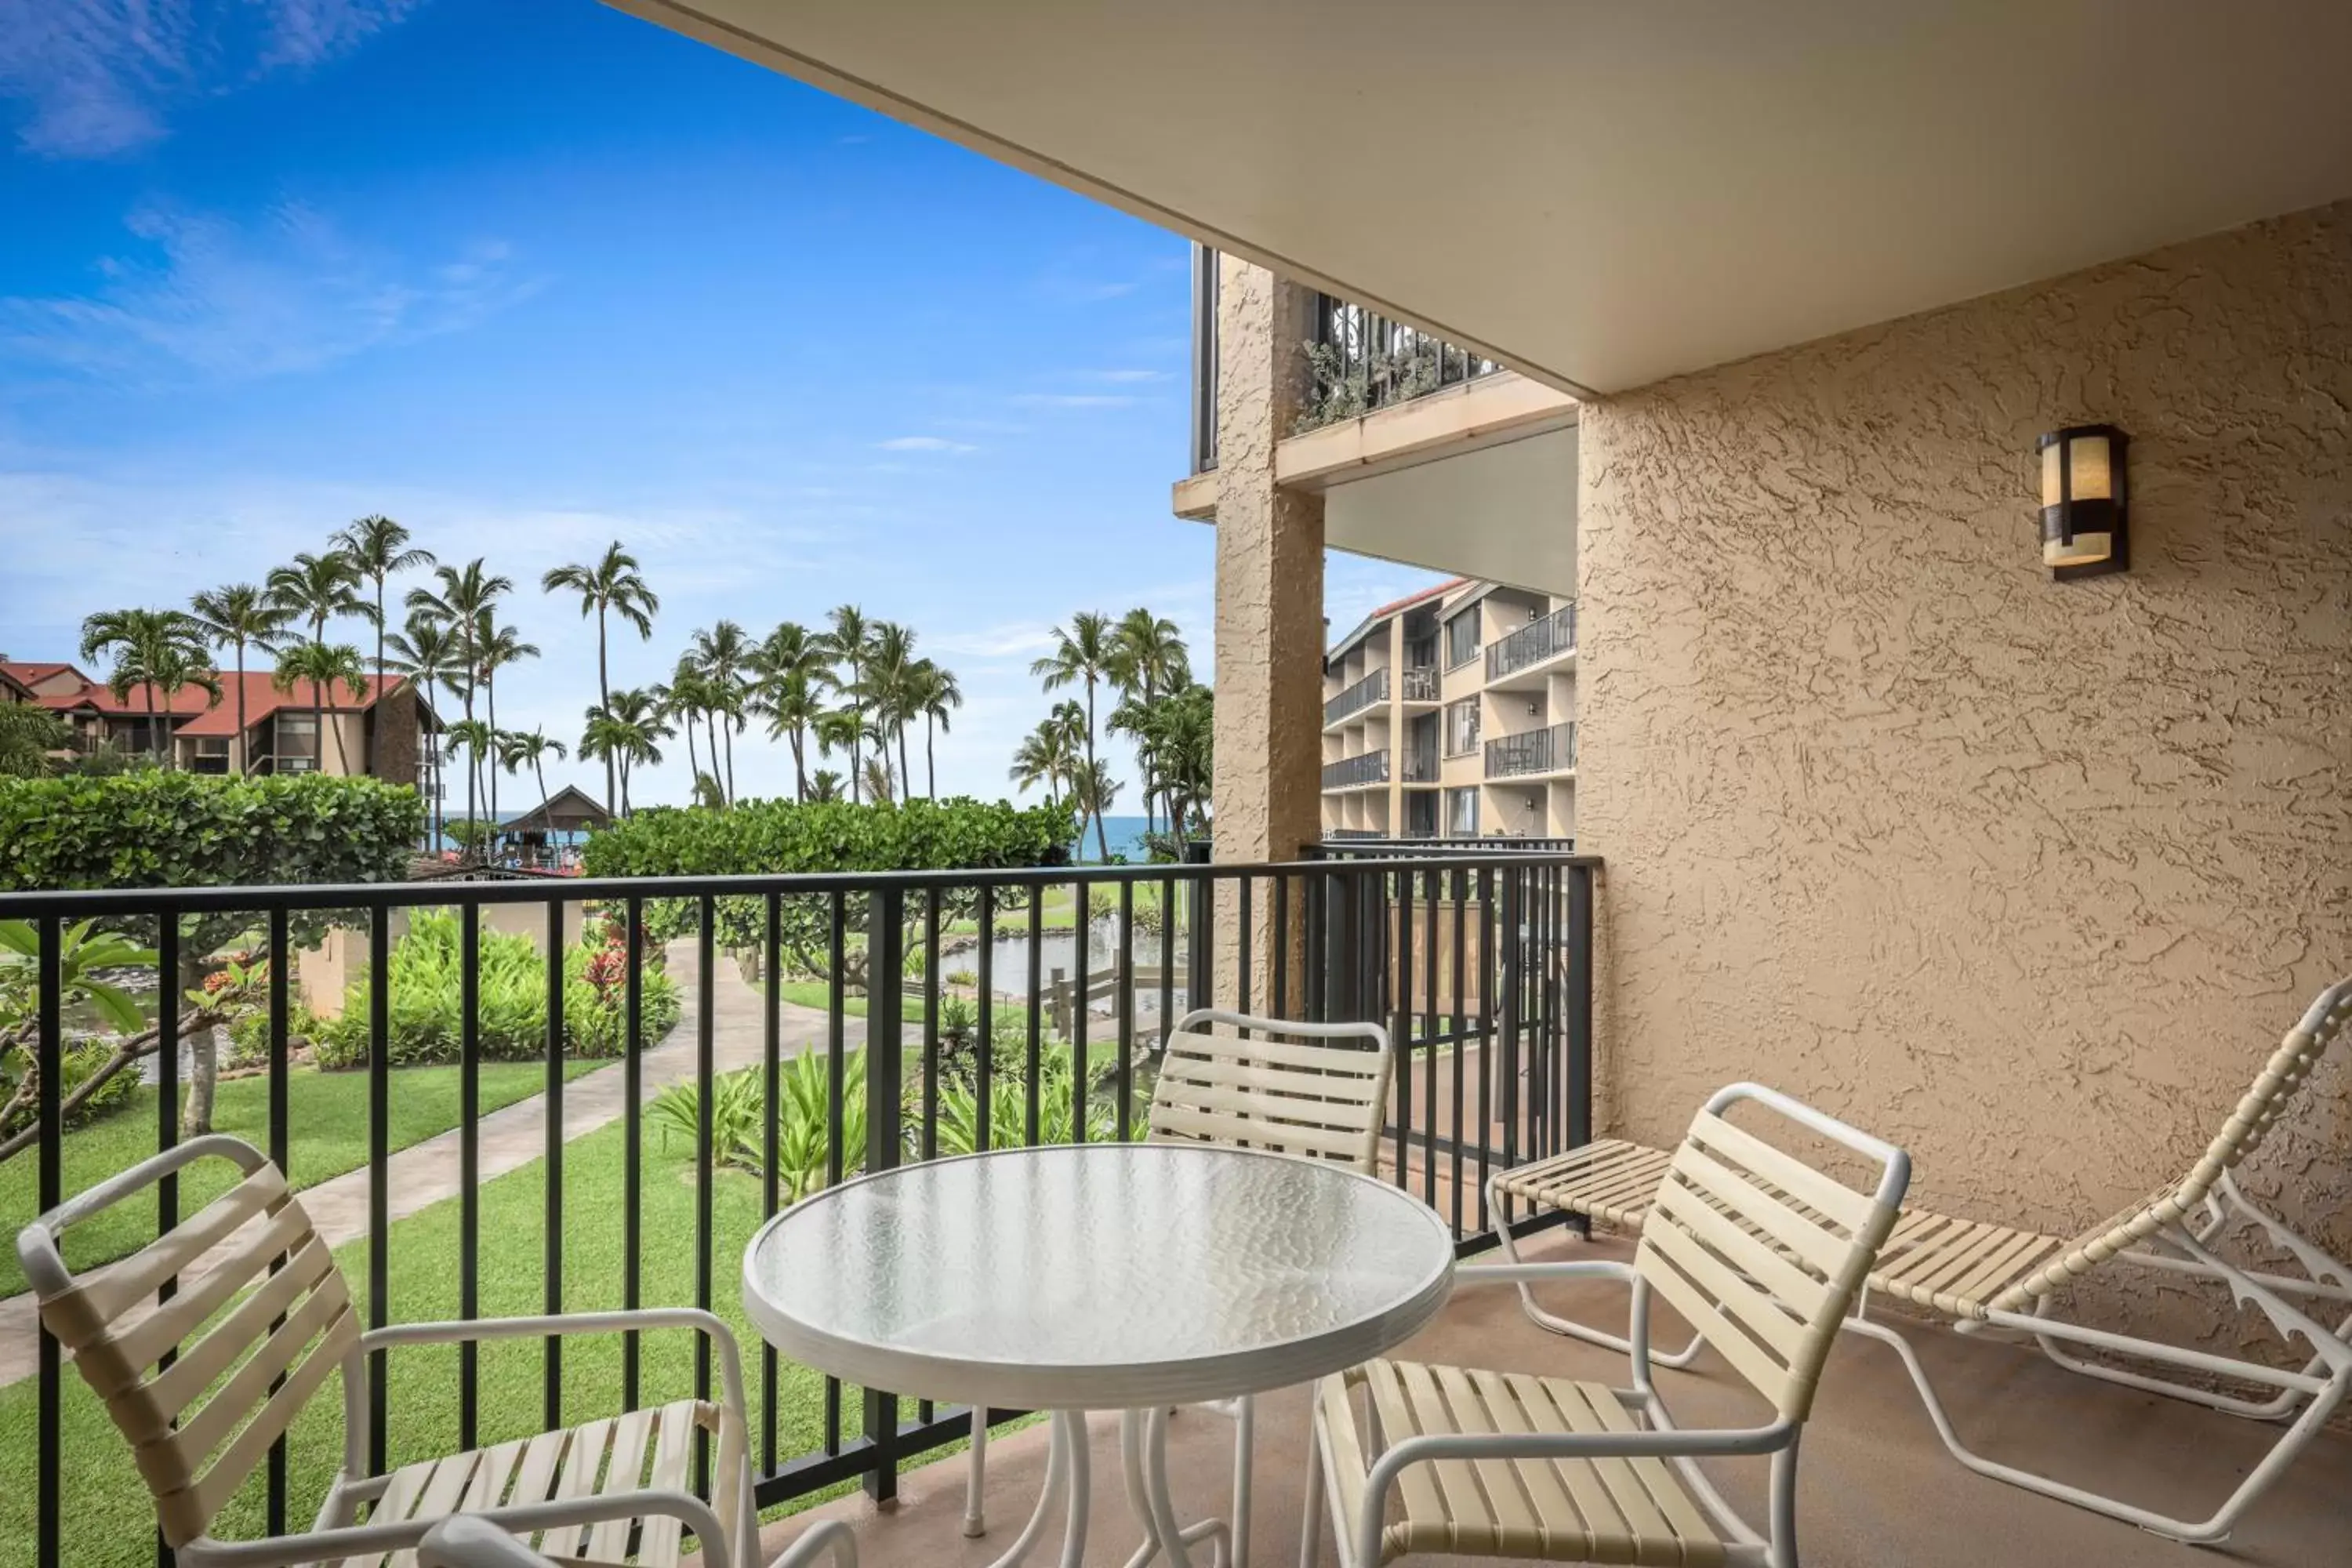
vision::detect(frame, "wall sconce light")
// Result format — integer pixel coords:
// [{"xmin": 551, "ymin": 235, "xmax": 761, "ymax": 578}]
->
[{"xmin": 2038, "ymin": 424, "xmax": 2128, "ymax": 579}]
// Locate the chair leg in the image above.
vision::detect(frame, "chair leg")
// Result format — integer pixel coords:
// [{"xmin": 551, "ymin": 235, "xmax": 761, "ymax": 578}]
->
[
  {"xmin": 1845, "ymin": 1311, "xmax": 2347, "ymax": 1543},
  {"xmin": 1229, "ymin": 1394, "xmax": 1254, "ymax": 1568},
  {"xmin": 965, "ymin": 1406, "xmax": 989, "ymax": 1537},
  {"xmin": 1485, "ymin": 1174, "xmax": 1702, "ymax": 1368},
  {"xmin": 1298, "ymin": 1398, "xmax": 1327, "ymax": 1568}
]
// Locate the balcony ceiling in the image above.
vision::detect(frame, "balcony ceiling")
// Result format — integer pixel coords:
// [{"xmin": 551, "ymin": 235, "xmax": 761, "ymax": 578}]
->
[{"xmin": 610, "ymin": 1, "xmax": 2352, "ymax": 395}]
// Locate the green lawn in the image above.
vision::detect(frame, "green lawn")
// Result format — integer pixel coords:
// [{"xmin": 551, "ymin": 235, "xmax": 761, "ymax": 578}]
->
[
  {"xmin": 0, "ymin": 1058, "xmax": 601, "ymax": 1299},
  {"xmin": 773, "ymin": 978, "xmax": 926, "ymax": 1023},
  {"xmin": 0, "ymin": 1114, "xmax": 880, "ymax": 1568}
]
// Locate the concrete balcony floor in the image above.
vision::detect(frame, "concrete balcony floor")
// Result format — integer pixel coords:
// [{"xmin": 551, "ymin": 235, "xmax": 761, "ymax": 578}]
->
[{"xmin": 763, "ymin": 1231, "xmax": 2351, "ymax": 1568}]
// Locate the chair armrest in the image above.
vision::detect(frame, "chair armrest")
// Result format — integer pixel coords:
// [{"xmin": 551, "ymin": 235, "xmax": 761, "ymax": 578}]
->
[
  {"xmin": 361, "ymin": 1308, "xmax": 752, "ymax": 1421},
  {"xmin": 1454, "ymin": 1259, "xmax": 1639, "ymax": 1290},
  {"xmin": 192, "ymin": 1489, "xmax": 730, "ymax": 1568}
]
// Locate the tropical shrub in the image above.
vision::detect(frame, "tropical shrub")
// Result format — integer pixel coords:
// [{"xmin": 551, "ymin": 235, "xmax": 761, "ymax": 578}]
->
[
  {"xmin": 0, "ymin": 703, "xmax": 71, "ymax": 778},
  {"xmin": 0, "ymin": 920, "xmax": 155, "ymax": 1137},
  {"xmin": 933, "ymin": 1043, "xmax": 1119, "ymax": 1154},
  {"xmin": 649, "ymin": 1049, "xmax": 869, "ymax": 1203},
  {"xmin": 310, "ymin": 910, "xmax": 681, "ymax": 1068},
  {"xmin": 582, "ymin": 797, "xmax": 1075, "ymax": 987}
]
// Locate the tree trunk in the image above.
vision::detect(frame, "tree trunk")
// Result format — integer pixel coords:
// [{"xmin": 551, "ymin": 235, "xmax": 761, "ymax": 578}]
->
[
  {"xmin": 177, "ymin": 942, "xmax": 216, "ymax": 1138},
  {"xmin": 898, "ymin": 728, "xmax": 911, "ymax": 805},
  {"xmin": 925, "ymin": 717, "xmax": 937, "ymax": 800},
  {"xmin": 791, "ymin": 729, "xmax": 807, "ymax": 800},
  {"xmin": 234, "ymin": 641, "xmax": 250, "ymax": 776},
  {"xmin": 326, "ymin": 695, "xmax": 350, "ymax": 773},
  {"xmin": 684, "ymin": 714, "xmax": 700, "ymax": 789},
  {"xmin": 367, "ymin": 580, "xmax": 383, "ymax": 774},
  {"xmin": 146, "ymin": 684, "xmax": 162, "ymax": 767},
  {"xmin": 723, "ymin": 718, "xmax": 735, "ymax": 804},
  {"xmin": 597, "ymin": 608, "xmax": 615, "ymax": 813},
  {"xmin": 485, "ymin": 677, "xmax": 499, "ymax": 829}
]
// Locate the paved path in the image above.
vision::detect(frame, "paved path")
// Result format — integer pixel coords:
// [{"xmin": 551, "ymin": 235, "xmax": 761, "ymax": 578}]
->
[{"xmin": 0, "ymin": 942, "xmax": 859, "ymax": 1387}]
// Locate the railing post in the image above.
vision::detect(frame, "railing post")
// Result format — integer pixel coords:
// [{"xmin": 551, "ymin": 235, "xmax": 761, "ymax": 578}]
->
[
  {"xmin": 1566, "ymin": 865, "xmax": 1593, "ymax": 1152},
  {"xmin": 1185, "ymin": 838, "xmax": 1211, "ymax": 1014},
  {"xmin": 863, "ymin": 884, "xmax": 906, "ymax": 1502},
  {"xmin": 1498, "ymin": 866, "xmax": 1523, "ymax": 1175}
]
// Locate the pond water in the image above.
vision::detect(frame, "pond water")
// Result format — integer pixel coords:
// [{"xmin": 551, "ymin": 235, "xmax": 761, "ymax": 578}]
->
[{"xmin": 942, "ymin": 916, "xmax": 1144, "ymax": 993}]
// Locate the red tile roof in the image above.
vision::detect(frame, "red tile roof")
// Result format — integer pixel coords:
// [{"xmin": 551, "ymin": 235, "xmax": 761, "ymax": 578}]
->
[
  {"xmin": 1366, "ymin": 577, "xmax": 1468, "ymax": 620},
  {"xmin": 5, "ymin": 662, "xmax": 411, "ymax": 736}
]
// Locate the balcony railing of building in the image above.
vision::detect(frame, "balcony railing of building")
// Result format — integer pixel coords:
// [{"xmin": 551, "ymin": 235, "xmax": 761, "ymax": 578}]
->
[
  {"xmin": 1324, "ymin": 667, "xmax": 1388, "ymax": 726},
  {"xmin": 1486, "ymin": 603, "xmax": 1577, "ymax": 682},
  {"xmin": 1399, "ymin": 666, "xmax": 1440, "ymax": 702},
  {"xmin": 1401, "ymin": 750, "xmax": 1439, "ymax": 784},
  {"xmin": 1486, "ymin": 721, "xmax": 1577, "ymax": 779},
  {"xmin": 1322, "ymin": 750, "xmax": 1390, "ymax": 789},
  {"xmin": 4, "ymin": 849, "xmax": 1593, "ymax": 1564},
  {"xmin": 1189, "ymin": 244, "xmax": 1505, "ymax": 468}
]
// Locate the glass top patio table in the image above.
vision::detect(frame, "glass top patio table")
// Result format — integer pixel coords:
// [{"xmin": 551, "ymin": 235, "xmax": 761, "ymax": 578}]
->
[{"xmin": 740, "ymin": 1141, "xmax": 1456, "ymax": 1412}]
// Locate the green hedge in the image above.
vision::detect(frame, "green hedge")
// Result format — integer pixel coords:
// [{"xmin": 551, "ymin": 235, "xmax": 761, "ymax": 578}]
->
[
  {"xmin": 311, "ymin": 911, "xmax": 682, "ymax": 1068},
  {"xmin": 0, "ymin": 772, "xmax": 423, "ymax": 893},
  {"xmin": 581, "ymin": 797, "xmax": 1075, "ymax": 964}
]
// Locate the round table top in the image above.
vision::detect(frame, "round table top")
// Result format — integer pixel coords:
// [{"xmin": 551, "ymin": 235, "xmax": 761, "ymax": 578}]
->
[{"xmin": 741, "ymin": 1142, "xmax": 1455, "ymax": 1410}]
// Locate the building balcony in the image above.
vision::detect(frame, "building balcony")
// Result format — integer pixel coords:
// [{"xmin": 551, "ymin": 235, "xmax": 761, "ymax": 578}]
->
[
  {"xmin": 1323, "ymin": 667, "xmax": 1388, "ymax": 728},
  {"xmin": 1399, "ymin": 750, "xmax": 1439, "ymax": 784},
  {"xmin": 1398, "ymin": 665, "xmax": 1440, "ymax": 703},
  {"xmin": 1486, "ymin": 601, "xmax": 1577, "ymax": 684},
  {"xmin": 1321, "ymin": 749, "xmax": 1390, "ymax": 791},
  {"xmin": 1486, "ymin": 720, "xmax": 1575, "ymax": 780}
]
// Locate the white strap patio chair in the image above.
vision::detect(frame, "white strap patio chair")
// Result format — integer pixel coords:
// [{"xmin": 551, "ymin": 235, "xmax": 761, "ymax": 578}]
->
[
  {"xmin": 420, "ymin": 1512, "xmax": 857, "ymax": 1568},
  {"xmin": 16, "ymin": 1134, "xmax": 764, "ymax": 1568},
  {"xmin": 964, "ymin": 1007, "xmax": 1395, "ymax": 1568},
  {"xmin": 1304, "ymin": 1083, "xmax": 1909, "ymax": 1568},
  {"xmin": 1484, "ymin": 975, "xmax": 2352, "ymax": 1544}
]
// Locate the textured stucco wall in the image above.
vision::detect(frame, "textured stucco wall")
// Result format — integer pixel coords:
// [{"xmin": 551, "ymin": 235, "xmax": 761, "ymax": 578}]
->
[{"xmin": 1578, "ymin": 203, "xmax": 2352, "ymax": 1284}]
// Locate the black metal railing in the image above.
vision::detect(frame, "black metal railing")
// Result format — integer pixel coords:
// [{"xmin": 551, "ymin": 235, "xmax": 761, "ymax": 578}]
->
[
  {"xmin": 1401, "ymin": 750, "xmax": 1439, "ymax": 784},
  {"xmin": 1300, "ymin": 294, "xmax": 1502, "ymax": 431},
  {"xmin": 3, "ymin": 849, "xmax": 1592, "ymax": 1567},
  {"xmin": 1313, "ymin": 837, "xmax": 1575, "ymax": 858},
  {"xmin": 1324, "ymin": 668, "xmax": 1388, "ymax": 726},
  {"xmin": 1486, "ymin": 722, "xmax": 1577, "ymax": 779},
  {"xmin": 1399, "ymin": 666, "xmax": 1440, "ymax": 702},
  {"xmin": 1486, "ymin": 604, "xmax": 1577, "ymax": 681},
  {"xmin": 1322, "ymin": 750, "xmax": 1389, "ymax": 790}
]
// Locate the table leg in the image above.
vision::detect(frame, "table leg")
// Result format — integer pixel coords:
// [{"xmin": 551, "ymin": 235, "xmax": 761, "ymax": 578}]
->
[
  {"xmin": 1119, "ymin": 1408, "xmax": 1229, "ymax": 1568},
  {"xmin": 978, "ymin": 1411, "xmax": 1084, "ymax": 1568}
]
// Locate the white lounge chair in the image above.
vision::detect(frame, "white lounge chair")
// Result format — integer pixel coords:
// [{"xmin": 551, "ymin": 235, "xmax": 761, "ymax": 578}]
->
[
  {"xmin": 420, "ymin": 1512, "xmax": 857, "ymax": 1568},
  {"xmin": 1486, "ymin": 977, "xmax": 2352, "ymax": 1543},
  {"xmin": 18, "ymin": 1134, "xmax": 765, "ymax": 1568},
  {"xmin": 1304, "ymin": 1083, "xmax": 1909, "ymax": 1568},
  {"xmin": 964, "ymin": 1007, "xmax": 1395, "ymax": 1568}
]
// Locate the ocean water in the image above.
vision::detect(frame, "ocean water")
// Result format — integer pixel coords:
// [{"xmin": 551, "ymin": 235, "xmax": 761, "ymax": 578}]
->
[{"xmin": 1072, "ymin": 814, "xmax": 1157, "ymax": 863}]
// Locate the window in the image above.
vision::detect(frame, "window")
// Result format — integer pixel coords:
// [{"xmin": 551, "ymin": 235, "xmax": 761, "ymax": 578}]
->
[
  {"xmin": 1444, "ymin": 610, "xmax": 1481, "ymax": 670},
  {"xmin": 1443, "ymin": 699, "xmax": 1480, "ymax": 757},
  {"xmin": 274, "ymin": 713, "xmax": 318, "ymax": 771},
  {"xmin": 1445, "ymin": 787, "xmax": 1479, "ymax": 837}
]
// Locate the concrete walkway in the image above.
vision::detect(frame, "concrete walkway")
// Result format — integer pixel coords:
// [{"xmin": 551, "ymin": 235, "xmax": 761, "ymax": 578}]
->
[{"xmin": 0, "ymin": 942, "xmax": 860, "ymax": 1387}]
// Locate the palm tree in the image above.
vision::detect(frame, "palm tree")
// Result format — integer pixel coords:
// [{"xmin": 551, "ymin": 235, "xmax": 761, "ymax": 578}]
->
[
  {"xmin": 272, "ymin": 642, "xmax": 368, "ymax": 773},
  {"xmin": 1138, "ymin": 683, "xmax": 1214, "ymax": 843},
  {"xmin": 684, "ymin": 621, "xmax": 752, "ymax": 804},
  {"xmin": 658, "ymin": 665, "xmax": 713, "ymax": 795},
  {"xmin": 407, "ymin": 561, "xmax": 513, "ymax": 826},
  {"xmin": 187, "ymin": 586, "xmax": 291, "ymax": 776},
  {"xmin": 1066, "ymin": 757, "xmax": 1121, "ymax": 852},
  {"xmin": 442, "ymin": 720, "xmax": 495, "ymax": 846},
  {"xmin": 860, "ymin": 754, "xmax": 895, "ymax": 806},
  {"xmin": 580, "ymin": 688, "xmax": 670, "ymax": 815},
  {"xmin": 542, "ymin": 543, "xmax": 659, "ymax": 811},
  {"xmin": 862, "ymin": 622, "xmax": 920, "ymax": 798},
  {"xmin": 472, "ymin": 612, "xmax": 539, "ymax": 827},
  {"xmin": 384, "ymin": 614, "xmax": 463, "ymax": 842},
  {"xmin": 813, "ymin": 706, "xmax": 862, "ymax": 790},
  {"xmin": 805, "ymin": 768, "xmax": 845, "ymax": 804},
  {"xmin": 1032, "ymin": 612, "xmax": 1116, "ymax": 858},
  {"xmin": 816, "ymin": 605, "xmax": 875, "ymax": 801},
  {"xmin": 499, "ymin": 728, "xmax": 568, "ymax": 825},
  {"xmin": 332, "ymin": 517, "xmax": 434, "ymax": 771},
  {"xmin": 267, "ymin": 551, "xmax": 365, "ymax": 649},
  {"xmin": 909, "ymin": 660, "xmax": 963, "ymax": 800},
  {"xmin": 78, "ymin": 608, "xmax": 217, "ymax": 766},
  {"xmin": 746, "ymin": 621, "xmax": 826, "ymax": 798},
  {"xmin": 1109, "ymin": 608, "xmax": 1189, "ymax": 833},
  {"xmin": 1008, "ymin": 702, "xmax": 1085, "ymax": 818}
]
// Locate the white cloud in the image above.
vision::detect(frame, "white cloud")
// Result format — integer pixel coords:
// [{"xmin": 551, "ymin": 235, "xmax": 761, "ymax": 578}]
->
[
  {"xmin": 928, "ymin": 622, "xmax": 1062, "ymax": 659},
  {"xmin": 0, "ymin": 203, "xmax": 539, "ymax": 384},
  {"xmin": 873, "ymin": 435, "xmax": 978, "ymax": 454},
  {"xmin": 0, "ymin": 0, "xmax": 420, "ymax": 157}
]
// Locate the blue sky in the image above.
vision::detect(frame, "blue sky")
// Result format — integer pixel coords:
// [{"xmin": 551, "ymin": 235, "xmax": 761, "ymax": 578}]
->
[{"xmin": 0, "ymin": 0, "xmax": 1437, "ymax": 806}]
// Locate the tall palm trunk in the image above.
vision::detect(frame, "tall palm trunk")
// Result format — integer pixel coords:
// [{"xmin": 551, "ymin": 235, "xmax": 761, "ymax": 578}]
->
[
  {"xmin": 790, "ymin": 728, "xmax": 808, "ymax": 800},
  {"xmin": 232, "ymin": 640, "xmax": 250, "ymax": 775},
  {"xmin": 145, "ymin": 681, "xmax": 162, "ymax": 767},
  {"xmin": 924, "ymin": 716, "xmax": 937, "ymax": 800},
  {"xmin": 721, "ymin": 717, "xmax": 735, "ymax": 804},
  {"xmin": 485, "ymin": 676, "xmax": 500, "ymax": 827},
  {"xmin": 596, "ymin": 607, "xmax": 616, "ymax": 811},
  {"xmin": 367, "ymin": 581, "xmax": 384, "ymax": 773},
  {"xmin": 325, "ymin": 686, "xmax": 350, "ymax": 773},
  {"xmin": 683, "ymin": 710, "xmax": 701, "ymax": 786},
  {"xmin": 1084, "ymin": 678, "xmax": 1107, "ymax": 861},
  {"xmin": 898, "ymin": 727, "xmax": 911, "ymax": 806},
  {"xmin": 459, "ymin": 622, "xmax": 478, "ymax": 834}
]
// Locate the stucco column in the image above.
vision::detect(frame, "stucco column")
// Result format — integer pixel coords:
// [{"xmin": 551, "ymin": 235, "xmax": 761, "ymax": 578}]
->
[
  {"xmin": 1209, "ymin": 257, "xmax": 1323, "ymax": 1016},
  {"xmin": 1211, "ymin": 256, "xmax": 1325, "ymax": 864}
]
